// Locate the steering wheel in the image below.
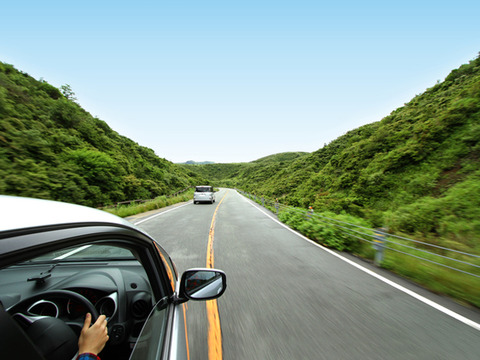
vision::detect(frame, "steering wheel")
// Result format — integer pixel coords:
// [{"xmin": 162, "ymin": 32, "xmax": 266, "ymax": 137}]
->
[{"xmin": 7, "ymin": 290, "xmax": 99, "ymax": 360}]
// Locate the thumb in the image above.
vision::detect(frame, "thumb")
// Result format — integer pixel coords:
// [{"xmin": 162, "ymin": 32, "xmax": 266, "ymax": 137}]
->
[{"xmin": 82, "ymin": 312, "xmax": 92, "ymax": 331}]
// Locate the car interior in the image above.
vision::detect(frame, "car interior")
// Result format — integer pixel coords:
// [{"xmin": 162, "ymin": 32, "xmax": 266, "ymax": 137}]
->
[{"xmin": 0, "ymin": 243, "xmax": 160, "ymax": 360}]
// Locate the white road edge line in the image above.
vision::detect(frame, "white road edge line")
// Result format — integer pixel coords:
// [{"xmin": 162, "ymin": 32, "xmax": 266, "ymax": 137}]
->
[
  {"xmin": 133, "ymin": 202, "xmax": 191, "ymax": 226},
  {"xmin": 240, "ymin": 192, "xmax": 480, "ymax": 332}
]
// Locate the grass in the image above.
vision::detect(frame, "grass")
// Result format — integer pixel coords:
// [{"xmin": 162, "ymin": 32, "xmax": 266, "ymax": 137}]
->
[
  {"xmin": 103, "ymin": 189, "xmax": 194, "ymax": 218},
  {"xmin": 375, "ymin": 240, "xmax": 480, "ymax": 308}
]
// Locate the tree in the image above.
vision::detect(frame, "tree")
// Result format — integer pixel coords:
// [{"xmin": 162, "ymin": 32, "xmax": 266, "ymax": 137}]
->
[{"xmin": 60, "ymin": 84, "xmax": 77, "ymax": 102}]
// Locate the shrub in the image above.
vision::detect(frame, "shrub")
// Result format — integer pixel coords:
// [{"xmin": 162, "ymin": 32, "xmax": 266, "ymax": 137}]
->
[{"xmin": 279, "ymin": 209, "xmax": 371, "ymax": 252}]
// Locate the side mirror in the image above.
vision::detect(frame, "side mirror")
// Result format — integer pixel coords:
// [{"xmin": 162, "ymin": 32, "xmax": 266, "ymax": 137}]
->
[{"xmin": 179, "ymin": 268, "xmax": 226, "ymax": 302}]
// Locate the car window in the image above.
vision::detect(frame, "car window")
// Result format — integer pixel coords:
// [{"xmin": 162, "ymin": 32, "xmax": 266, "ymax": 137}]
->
[
  {"xmin": 129, "ymin": 298, "xmax": 170, "ymax": 360},
  {"xmin": 19, "ymin": 244, "xmax": 136, "ymax": 263},
  {"xmin": 196, "ymin": 186, "xmax": 212, "ymax": 192}
]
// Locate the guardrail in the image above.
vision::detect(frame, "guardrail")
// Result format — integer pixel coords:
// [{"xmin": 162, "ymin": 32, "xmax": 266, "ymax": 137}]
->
[
  {"xmin": 237, "ymin": 190, "xmax": 480, "ymax": 279},
  {"xmin": 103, "ymin": 187, "xmax": 193, "ymax": 209}
]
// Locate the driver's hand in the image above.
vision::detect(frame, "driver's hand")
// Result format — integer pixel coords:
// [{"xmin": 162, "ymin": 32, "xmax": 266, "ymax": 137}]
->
[{"xmin": 78, "ymin": 313, "xmax": 109, "ymax": 355}]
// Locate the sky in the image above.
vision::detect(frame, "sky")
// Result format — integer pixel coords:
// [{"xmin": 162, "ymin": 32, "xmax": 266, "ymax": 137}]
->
[{"xmin": 1, "ymin": 0, "xmax": 479, "ymax": 163}]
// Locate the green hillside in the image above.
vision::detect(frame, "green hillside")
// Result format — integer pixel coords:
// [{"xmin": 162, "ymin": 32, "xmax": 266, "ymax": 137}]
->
[
  {"xmin": 251, "ymin": 152, "xmax": 308, "ymax": 164},
  {"xmin": 182, "ymin": 160, "xmax": 215, "ymax": 165},
  {"xmin": 189, "ymin": 54, "xmax": 480, "ymax": 247},
  {"xmin": 0, "ymin": 61, "xmax": 205, "ymax": 207},
  {"xmin": 179, "ymin": 152, "xmax": 307, "ymax": 189}
]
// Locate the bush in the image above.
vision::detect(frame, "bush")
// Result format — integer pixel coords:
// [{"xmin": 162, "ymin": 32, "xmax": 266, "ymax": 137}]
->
[
  {"xmin": 386, "ymin": 170, "xmax": 480, "ymax": 244},
  {"xmin": 279, "ymin": 209, "xmax": 372, "ymax": 252}
]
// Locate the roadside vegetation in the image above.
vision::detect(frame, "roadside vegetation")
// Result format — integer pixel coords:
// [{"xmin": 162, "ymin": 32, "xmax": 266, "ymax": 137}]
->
[{"xmin": 104, "ymin": 189, "xmax": 194, "ymax": 217}]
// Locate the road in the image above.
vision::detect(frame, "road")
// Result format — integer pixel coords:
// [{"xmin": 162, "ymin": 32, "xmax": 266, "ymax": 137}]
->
[{"xmin": 131, "ymin": 188, "xmax": 480, "ymax": 360}]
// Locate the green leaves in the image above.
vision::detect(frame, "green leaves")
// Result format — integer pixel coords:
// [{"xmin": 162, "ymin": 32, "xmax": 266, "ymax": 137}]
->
[
  {"xmin": 279, "ymin": 209, "xmax": 371, "ymax": 252},
  {"xmin": 60, "ymin": 84, "xmax": 77, "ymax": 102}
]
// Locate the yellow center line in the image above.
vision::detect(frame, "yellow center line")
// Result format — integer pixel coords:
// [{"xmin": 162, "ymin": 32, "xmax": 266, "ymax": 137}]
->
[
  {"xmin": 183, "ymin": 303, "xmax": 190, "ymax": 360},
  {"xmin": 206, "ymin": 190, "xmax": 228, "ymax": 360}
]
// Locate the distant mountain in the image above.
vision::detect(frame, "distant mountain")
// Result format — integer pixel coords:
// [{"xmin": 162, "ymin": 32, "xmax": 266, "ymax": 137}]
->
[
  {"xmin": 251, "ymin": 152, "xmax": 309, "ymax": 164},
  {"xmin": 181, "ymin": 152, "xmax": 310, "ymax": 190},
  {"xmin": 0, "ymin": 61, "xmax": 206, "ymax": 207},
  {"xmin": 182, "ymin": 160, "xmax": 215, "ymax": 165}
]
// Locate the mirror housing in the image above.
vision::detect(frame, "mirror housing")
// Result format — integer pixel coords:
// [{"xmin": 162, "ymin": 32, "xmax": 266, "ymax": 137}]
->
[{"xmin": 178, "ymin": 268, "xmax": 226, "ymax": 303}]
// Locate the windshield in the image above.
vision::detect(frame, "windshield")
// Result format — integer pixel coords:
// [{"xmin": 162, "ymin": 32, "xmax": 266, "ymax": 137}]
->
[
  {"xmin": 23, "ymin": 244, "xmax": 136, "ymax": 263},
  {"xmin": 195, "ymin": 187, "xmax": 212, "ymax": 192}
]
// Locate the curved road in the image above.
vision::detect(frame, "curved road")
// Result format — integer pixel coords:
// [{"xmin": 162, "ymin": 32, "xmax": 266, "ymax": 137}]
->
[{"xmin": 131, "ymin": 189, "xmax": 480, "ymax": 360}]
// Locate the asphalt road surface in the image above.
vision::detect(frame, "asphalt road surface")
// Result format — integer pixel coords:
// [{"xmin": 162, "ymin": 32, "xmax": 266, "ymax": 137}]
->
[{"xmin": 131, "ymin": 188, "xmax": 480, "ymax": 360}]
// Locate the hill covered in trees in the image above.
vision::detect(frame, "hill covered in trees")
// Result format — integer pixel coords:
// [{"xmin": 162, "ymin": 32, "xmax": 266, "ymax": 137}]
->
[
  {"xmin": 187, "ymin": 55, "xmax": 480, "ymax": 247},
  {"xmin": 179, "ymin": 152, "xmax": 308, "ymax": 189},
  {"xmin": 0, "ymin": 61, "xmax": 206, "ymax": 207}
]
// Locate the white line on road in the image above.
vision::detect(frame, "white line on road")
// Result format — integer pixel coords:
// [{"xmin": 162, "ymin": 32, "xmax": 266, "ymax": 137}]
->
[
  {"xmin": 240, "ymin": 191, "xmax": 480, "ymax": 332},
  {"xmin": 133, "ymin": 203, "xmax": 191, "ymax": 226}
]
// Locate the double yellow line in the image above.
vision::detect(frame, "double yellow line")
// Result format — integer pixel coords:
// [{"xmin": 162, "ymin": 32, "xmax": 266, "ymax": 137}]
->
[{"xmin": 205, "ymin": 190, "xmax": 228, "ymax": 360}]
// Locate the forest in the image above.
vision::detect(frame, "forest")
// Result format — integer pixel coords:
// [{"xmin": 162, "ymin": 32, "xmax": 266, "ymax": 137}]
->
[{"xmin": 0, "ymin": 61, "xmax": 206, "ymax": 207}]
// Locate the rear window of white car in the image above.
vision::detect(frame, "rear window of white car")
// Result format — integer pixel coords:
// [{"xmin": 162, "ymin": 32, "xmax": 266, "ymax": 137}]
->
[{"xmin": 195, "ymin": 186, "xmax": 213, "ymax": 192}]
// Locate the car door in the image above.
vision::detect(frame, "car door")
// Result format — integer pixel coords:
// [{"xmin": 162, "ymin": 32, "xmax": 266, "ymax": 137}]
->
[
  {"xmin": 129, "ymin": 240, "xmax": 189, "ymax": 360},
  {"xmin": 0, "ymin": 222, "xmax": 186, "ymax": 360}
]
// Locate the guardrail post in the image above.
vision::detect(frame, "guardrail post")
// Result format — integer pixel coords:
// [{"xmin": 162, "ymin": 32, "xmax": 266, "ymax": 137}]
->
[
  {"xmin": 373, "ymin": 228, "xmax": 387, "ymax": 266},
  {"xmin": 307, "ymin": 206, "xmax": 314, "ymax": 220},
  {"xmin": 275, "ymin": 199, "xmax": 279, "ymax": 215}
]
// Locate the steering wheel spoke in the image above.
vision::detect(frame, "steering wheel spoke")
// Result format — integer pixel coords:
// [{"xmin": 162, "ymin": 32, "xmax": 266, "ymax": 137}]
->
[{"xmin": 12, "ymin": 312, "xmax": 51, "ymax": 326}]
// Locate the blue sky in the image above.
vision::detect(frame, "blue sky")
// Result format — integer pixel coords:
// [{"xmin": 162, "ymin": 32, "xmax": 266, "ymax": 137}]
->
[{"xmin": 1, "ymin": 0, "xmax": 479, "ymax": 163}]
